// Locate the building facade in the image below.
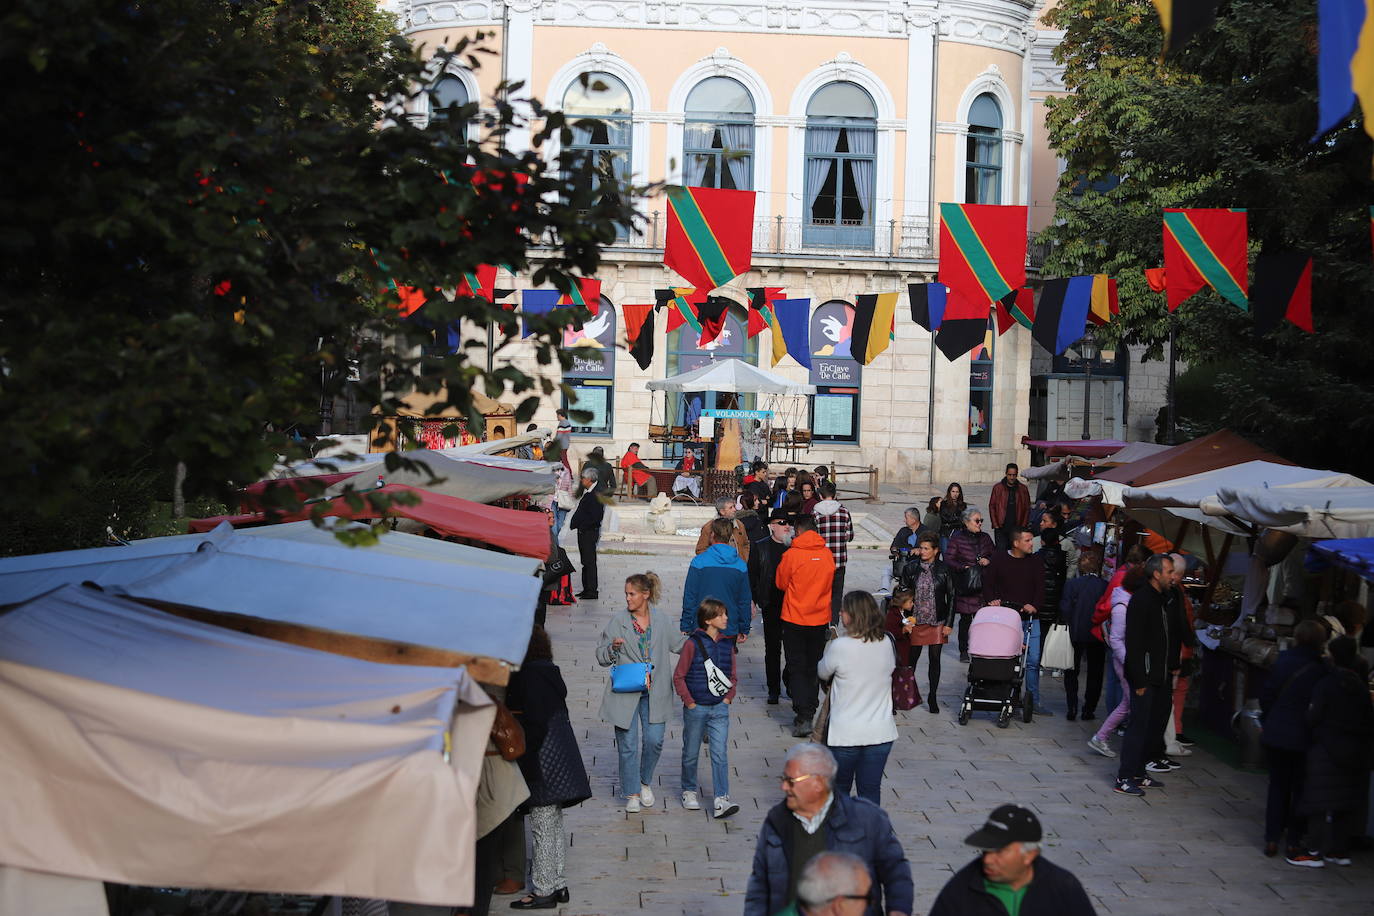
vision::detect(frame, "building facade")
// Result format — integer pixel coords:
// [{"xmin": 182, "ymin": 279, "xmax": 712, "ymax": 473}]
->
[{"xmin": 389, "ymin": 0, "xmax": 1070, "ymax": 485}]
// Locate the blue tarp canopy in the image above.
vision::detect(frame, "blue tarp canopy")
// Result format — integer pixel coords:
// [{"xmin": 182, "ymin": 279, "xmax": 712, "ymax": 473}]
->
[{"xmin": 1308, "ymin": 538, "xmax": 1374, "ymax": 578}]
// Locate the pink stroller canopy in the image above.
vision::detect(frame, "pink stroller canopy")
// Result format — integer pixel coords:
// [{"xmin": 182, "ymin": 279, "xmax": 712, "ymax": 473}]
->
[{"xmin": 968, "ymin": 606, "xmax": 1023, "ymax": 658}]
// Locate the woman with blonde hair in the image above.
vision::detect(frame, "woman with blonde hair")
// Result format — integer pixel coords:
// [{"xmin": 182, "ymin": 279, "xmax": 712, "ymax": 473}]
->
[
  {"xmin": 595, "ymin": 572, "xmax": 686, "ymax": 813},
  {"xmin": 818, "ymin": 590, "xmax": 898, "ymax": 804}
]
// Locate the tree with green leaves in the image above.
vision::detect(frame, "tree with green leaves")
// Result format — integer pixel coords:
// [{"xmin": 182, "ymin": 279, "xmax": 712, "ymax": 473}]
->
[
  {"xmin": 1042, "ymin": 0, "xmax": 1374, "ymax": 477},
  {"xmin": 0, "ymin": 0, "xmax": 639, "ymax": 550}
]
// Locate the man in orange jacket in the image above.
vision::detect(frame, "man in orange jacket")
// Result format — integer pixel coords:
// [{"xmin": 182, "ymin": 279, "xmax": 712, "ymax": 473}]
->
[{"xmin": 775, "ymin": 515, "xmax": 836, "ymax": 737}]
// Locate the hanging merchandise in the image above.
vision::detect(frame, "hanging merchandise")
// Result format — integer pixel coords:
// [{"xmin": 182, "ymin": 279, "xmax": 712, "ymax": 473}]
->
[
  {"xmin": 1162, "ymin": 208, "xmax": 1248, "ymax": 311},
  {"xmin": 850, "ymin": 292, "xmax": 900, "ymax": 365},
  {"xmin": 1251, "ymin": 248, "xmax": 1314, "ymax": 334},
  {"xmin": 746, "ymin": 286, "xmax": 786, "ymax": 338},
  {"xmin": 771, "ymin": 298, "xmax": 812, "ymax": 370},
  {"xmin": 937, "ymin": 203, "xmax": 1029, "ymax": 320},
  {"xmin": 663, "ymin": 186, "xmax": 756, "ymax": 292},
  {"xmin": 907, "ymin": 282, "xmax": 948, "ymax": 332},
  {"xmin": 1032, "ymin": 277, "xmax": 1095, "ymax": 356},
  {"xmin": 622, "ymin": 303, "xmax": 656, "ymax": 370}
]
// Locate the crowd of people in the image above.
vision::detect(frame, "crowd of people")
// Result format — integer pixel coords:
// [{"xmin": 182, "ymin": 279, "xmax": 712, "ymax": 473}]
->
[{"xmin": 473, "ymin": 456, "xmax": 1374, "ymax": 916}]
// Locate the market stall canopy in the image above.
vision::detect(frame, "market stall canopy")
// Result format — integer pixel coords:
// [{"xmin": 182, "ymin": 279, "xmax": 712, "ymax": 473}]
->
[
  {"xmin": 0, "ymin": 584, "xmax": 491, "ymax": 905},
  {"xmin": 1022, "ymin": 440, "xmax": 1173, "ymax": 481},
  {"xmin": 1022, "ymin": 438, "xmax": 1129, "ymax": 459},
  {"xmin": 1077, "ymin": 460, "xmax": 1370, "ymax": 536},
  {"xmin": 191, "ymin": 484, "xmax": 551, "ymax": 560},
  {"xmin": 316, "ymin": 449, "xmax": 555, "ymax": 506},
  {"xmin": 262, "ymin": 430, "xmax": 547, "ymax": 481},
  {"xmin": 1211, "ymin": 486, "xmax": 1374, "ymax": 539},
  {"xmin": 1094, "ymin": 428, "xmax": 1292, "ymax": 487},
  {"xmin": 0, "ymin": 521, "xmax": 542, "ymax": 671},
  {"xmin": 646, "ymin": 358, "xmax": 817, "ymax": 395},
  {"xmin": 1309, "ymin": 537, "xmax": 1374, "ymax": 577}
]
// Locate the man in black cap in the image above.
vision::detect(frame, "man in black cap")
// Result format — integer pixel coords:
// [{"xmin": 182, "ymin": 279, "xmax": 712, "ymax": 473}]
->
[
  {"xmin": 753, "ymin": 508, "xmax": 795, "ymax": 705},
  {"xmin": 928, "ymin": 804, "xmax": 1097, "ymax": 916}
]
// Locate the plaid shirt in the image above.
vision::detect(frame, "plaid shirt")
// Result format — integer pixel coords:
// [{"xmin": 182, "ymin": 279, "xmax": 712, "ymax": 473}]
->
[{"xmin": 815, "ymin": 505, "xmax": 854, "ymax": 568}]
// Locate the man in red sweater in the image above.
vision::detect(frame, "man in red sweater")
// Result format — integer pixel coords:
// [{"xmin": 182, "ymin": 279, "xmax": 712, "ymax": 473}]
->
[
  {"xmin": 982, "ymin": 527, "xmax": 1049, "ymax": 715},
  {"xmin": 988, "ymin": 463, "xmax": 1030, "ymax": 551},
  {"xmin": 775, "ymin": 515, "xmax": 836, "ymax": 737}
]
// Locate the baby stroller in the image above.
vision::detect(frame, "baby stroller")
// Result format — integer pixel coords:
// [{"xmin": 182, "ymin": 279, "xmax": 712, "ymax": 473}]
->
[{"xmin": 957, "ymin": 606, "xmax": 1033, "ymax": 728}]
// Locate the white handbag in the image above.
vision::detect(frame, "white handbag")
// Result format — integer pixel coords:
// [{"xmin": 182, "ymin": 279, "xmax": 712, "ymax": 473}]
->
[{"xmin": 1040, "ymin": 622, "xmax": 1075, "ymax": 671}]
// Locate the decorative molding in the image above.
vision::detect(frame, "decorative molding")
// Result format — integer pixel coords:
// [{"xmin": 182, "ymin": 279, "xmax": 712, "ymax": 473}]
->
[{"xmin": 1029, "ymin": 29, "xmax": 1066, "ymax": 92}]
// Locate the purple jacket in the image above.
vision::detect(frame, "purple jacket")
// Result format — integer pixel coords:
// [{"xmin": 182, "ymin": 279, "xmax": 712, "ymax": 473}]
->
[{"xmin": 944, "ymin": 527, "xmax": 995, "ymax": 616}]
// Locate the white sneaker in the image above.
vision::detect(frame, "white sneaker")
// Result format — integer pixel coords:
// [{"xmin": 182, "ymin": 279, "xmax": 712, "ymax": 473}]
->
[
  {"xmin": 1168, "ymin": 745, "xmax": 1194, "ymax": 757},
  {"xmin": 1088, "ymin": 736, "xmax": 1117, "ymax": 758},
  {"xmin": 624, "ymin": 794, "xmax": 641, "ymax": 814},
  {"xmin": 681, "ymin": 790, "xmax": 700, "ymax": 810},
  {"xmin": 639, "ymin": 784, "xmax": 655, "ymax": 808},
  {"xmin": 713, "ymin": 796, "xmax": 740, "ymax": 819}
]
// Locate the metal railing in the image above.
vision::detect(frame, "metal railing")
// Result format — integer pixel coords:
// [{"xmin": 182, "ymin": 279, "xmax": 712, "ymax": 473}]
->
[{"xmin": 613, "ymin": 212, "xmax": 1051, "ymax": 270}]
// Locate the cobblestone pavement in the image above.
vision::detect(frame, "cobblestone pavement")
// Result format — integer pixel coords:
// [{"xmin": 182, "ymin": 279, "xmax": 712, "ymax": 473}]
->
[{"xmin": 532, "ymin": 510, "xmax": 1374, "ymax": 916}]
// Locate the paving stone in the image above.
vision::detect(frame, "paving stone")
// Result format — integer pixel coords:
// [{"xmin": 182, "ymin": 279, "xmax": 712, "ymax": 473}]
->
[{"xmin": 540, "ymin": 539, "xmax": 1374, "ymax": 914}]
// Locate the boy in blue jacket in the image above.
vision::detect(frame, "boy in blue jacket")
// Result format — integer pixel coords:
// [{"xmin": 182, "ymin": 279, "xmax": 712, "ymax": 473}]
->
[
  {"xmin": 674, "ymin": 598, "xmax": 741, "ymax": 819},
  {"xmin": 681, "ymin": 518, "xmax": 753, "ymax": 641}
]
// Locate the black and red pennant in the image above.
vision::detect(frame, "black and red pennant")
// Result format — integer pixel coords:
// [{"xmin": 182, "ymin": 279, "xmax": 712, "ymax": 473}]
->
[{"xmin": 1251, "ymin": 248, "xmax": 1313, "ymax": 334}]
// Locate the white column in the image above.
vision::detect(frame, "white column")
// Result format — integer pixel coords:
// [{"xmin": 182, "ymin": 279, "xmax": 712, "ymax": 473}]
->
[
  {"xmin": 503, "ymin": 0, "xmax": 537, "ymax": 152},
  {"xmin": 904, "ymin": 4, "xmax": 938, "ymax": 238},
  {"xmin": 1019, "ymin": 29, "xmax": 1035, "ymax": 208}
]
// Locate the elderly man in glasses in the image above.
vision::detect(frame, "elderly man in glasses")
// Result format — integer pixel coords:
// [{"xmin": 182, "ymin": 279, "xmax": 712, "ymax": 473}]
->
[
  {"xmin": 745, "ymin": 743, "xmax": 913, "ymax": 916},
  {"xmin": 928, "ymin": 804, "xmax": 1096, "ymax": 916}
]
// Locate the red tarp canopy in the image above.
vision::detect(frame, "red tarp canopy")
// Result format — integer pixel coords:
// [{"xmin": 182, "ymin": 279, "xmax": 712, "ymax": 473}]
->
[
  {"xmin": 1021, "ymin": 438, "xmax": 1128, "ymax": 460},
  {"xmin": 1093, "ymin": 429, "xmax": 1294, "ymax": 488},
  {"xmin": 189, "ymin": 484, "xmax": 551, "ymax": 560},
  {"xmin": 237, "ymin": 472, "xmax": 360, "ymax": 513}
]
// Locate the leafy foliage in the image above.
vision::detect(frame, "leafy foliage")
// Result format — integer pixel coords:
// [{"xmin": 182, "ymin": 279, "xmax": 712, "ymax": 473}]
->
[
  {"xmin": 0, "ymin": 0, "xmax": 641, "ymax": 542},
  {"xmin": 1042, "ymin": 0, "xmax": 1374, "ymax": 477}
]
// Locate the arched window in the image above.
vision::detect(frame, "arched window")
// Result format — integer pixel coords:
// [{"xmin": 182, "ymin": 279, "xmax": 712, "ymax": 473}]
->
[
  {"xmin": 561, "ymin": 296, "xmax": 617, "ymax": 437},
  {"xmin": 965, "ymin": 94, "xmax": 1002, "ymax": 204},
  {"xmin": 664, "ymin": 308, "xmax": 759, "ymax": 460},
  {"xmin": 684, "ymin": 77, "xmax": 754, "ymax": 190},
  {"xmin": 563, "ymin": 72, "xmax": 632, "ymax": 192},
  {"xmin": 808, "ymin": 300, "xmax": 861, "ymax": 444},
  {"xmin": 804, "ymin": 82, "xmax": 877, "ymax": 249},
  {"xmin": 428, "ymin": 74, "xmax": 470, "ymax": 133}
]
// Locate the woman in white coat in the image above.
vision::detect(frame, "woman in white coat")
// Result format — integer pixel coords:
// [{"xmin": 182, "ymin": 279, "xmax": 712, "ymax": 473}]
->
[
  {"xmin": 595, "ymin": 572, "xmax": 686, "ymax": 813},
  {"xmin": 818, "ymin": 590, "xmax": 899, "ymax": 805}
]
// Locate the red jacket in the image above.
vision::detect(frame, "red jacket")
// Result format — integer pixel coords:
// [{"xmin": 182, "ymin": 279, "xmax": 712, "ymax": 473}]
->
[
  {"xmin": 988, "ymin": 480, "xmax": 1030, "ymax": 530},
  {"xmin": 775, "ymin": 530, "xmax": 835, "ymax": 627}
]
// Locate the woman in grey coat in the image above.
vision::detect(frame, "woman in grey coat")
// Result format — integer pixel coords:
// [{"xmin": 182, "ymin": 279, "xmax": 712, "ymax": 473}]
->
[{"xmin": 595, "ymin": 571, "xmax": 686, "ymax": 813}]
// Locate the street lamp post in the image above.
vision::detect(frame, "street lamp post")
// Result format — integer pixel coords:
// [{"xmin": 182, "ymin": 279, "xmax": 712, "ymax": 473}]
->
[{"xmin": 1076, "ymin": 337, "xmax": 1098, "ymax": 440}]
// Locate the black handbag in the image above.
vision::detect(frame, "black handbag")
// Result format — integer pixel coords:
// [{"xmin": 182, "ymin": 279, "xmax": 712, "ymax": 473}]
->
[
  {"xmin": 529, "ymin": 710, "xmax": 592, "ymax": 809},
  {"xmin": 543, "ymin": 547, "xmax": 575, "ymax": 583},
  {"xmin": 956, "ymin": 563, "xmax": 983, "ymax": 597}
]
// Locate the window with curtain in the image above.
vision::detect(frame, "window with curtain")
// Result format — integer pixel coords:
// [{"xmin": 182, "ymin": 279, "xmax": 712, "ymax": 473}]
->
[
  {"xmin": 965, "ymin": 93, "xmax": 1002, "ymax": 204},
  {"xmin": 563, "ymin": 72, "xmax": 632, "ymax": 235},
  {"xmin": 428, "ymin": 75, "xmax": 470, "ymax": 134},
  {"xmin": 683, "ymin": 76, "xmax": 754, "ymax": 190},
  {"xmin": 804, "ymin": 82, "xmax": 877, "ymax": 249},
  {"xmin": 968, "ymin": 319, "xmax": 994, "ymax": 447}
]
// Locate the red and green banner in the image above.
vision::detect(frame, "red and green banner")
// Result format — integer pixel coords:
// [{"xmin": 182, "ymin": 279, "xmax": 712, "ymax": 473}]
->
[
  {"xmin": 1162, "ymin": 208, "xmax": 1248, "ymax": 311},
  {"xmin": 996, "ymin": 287, "xmax": 1034, "ymax": 335},
  {"xmin": 938, "ymin": 203, "xmax": 1029, "ymax": 319},
  {"xmin": 664, "ymin": 186, "xmax": 755, "ymax": 292},
  {"xmin": 556, "ymin": 277, "xmax": 602, "ymax": 314},
  {"xmin": 655, "ymin": 287, "xmax": 705, "ymax": 334},
  {"xmin": 455, "ymin": 264, "xmax": 499, "ymax": 303}
]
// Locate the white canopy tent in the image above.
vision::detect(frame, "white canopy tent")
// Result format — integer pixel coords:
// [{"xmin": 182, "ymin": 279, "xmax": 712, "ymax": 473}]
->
[
  {"xmin": 266, "ymin": 430, "xmax": 549, "ymax": 481},
  {"xmin": 1208, "ymin": 485, "xmax": 1374, "ymax": 539},
  {"xmin": 0, "ymin": 584, "xmax": 491, "ymax": 906},
  {"xmin": 1065, "ymin": 460, "xmax": 1370, "ymax": 537},
  {"xmin": 0, "ymin": 522, "xmax": 541, "ymax": 668},
  {"xmin": 1024, "ymin": 441, "xmax": 1172, "ymax": 481},
  {"xmin": 646, "ymin": 357, "xmax": 817, "ymax": 395}
]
